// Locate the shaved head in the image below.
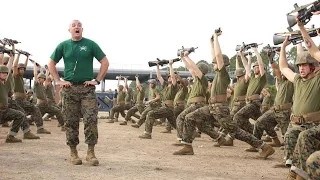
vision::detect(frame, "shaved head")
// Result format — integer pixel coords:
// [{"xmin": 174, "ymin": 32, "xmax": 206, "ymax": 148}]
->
[{"xmin": 68, "ymin": 20, "xmax": 83, "ymax": 41}]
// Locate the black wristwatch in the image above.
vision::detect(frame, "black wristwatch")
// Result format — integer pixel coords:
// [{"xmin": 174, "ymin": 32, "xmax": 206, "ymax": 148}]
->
[{"xmin": 94, "ymin": 79, "xmax": 100, "ymax": 85}]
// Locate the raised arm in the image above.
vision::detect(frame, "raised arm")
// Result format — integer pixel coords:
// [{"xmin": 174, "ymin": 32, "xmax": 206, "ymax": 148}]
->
[
  {"xmin": 169, "ymin": 60, "xmax": 176, "ymax": 86},
  {"xmin": 279, "ymin": 37, "xmax": 296, "ymax": 82},
  {"xmin": 135, "ymin": 75, "xmax": 142, "ymax": 92},
  {"xmin": 13, "ymin": 52, "xmax": 21, "ymax": 76},
  {"xmin": 181, "ymin": 56, "xmax": 196, "ymax": 78},
  {"xmin": 267, "ymin": 51, "xmax": 281, "ymax": 79},
  {"xmin": 213, "ymin": 31, "xmax": 224, "ymax": 70},
  {"xmin": 252, "ymin": 47, "xmax": 265, "ymax": 76},
  {"xmin": 240, "ymin": 51, "xmax": 251, "ymax": 81},
  {"xmin": 156, "ymin": 63, "xmax": 164, "ymax": 85},
  {"xmin": 183, "ymin": 52, "xmax": 204, "ymax": 79}
]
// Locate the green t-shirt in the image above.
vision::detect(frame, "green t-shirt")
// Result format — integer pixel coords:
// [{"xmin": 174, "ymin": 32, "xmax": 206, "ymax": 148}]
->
[
  {"xmin": 292, "ymin": 72, "xmax": 320, "ymax": 115},
  {"xmin": 246, "ymin": 73, "xmax": 267, "ymax": 96},
  {"xmin": 136, "ymin": 88, "xmax": 145, "ymax": 102},
  {"xmin": 149, "ymin": 88, "xmax": 160, "ymax": 103},
  {"xmin": 34, "ymin": 82, "xmax": 47, "ymax": 100},
  {"xmin": 233, "ymin": 78, "xmax": 249, "ymax": 99},
  {"xmin": 162, "ymin": 82, "xmax": 178, "ymax": 101},
  {"xmin": 262, "ymin": 95, "xmax": 271, "ymax": 106},
  {"xmin": 5, "ymin": 73, "xmax": 14, "ymax": 94},
  {"xmin": 174, "ymin": 86, "xmax": 188, "ymax": 103},
  {"xmin": 0, "ymin": 83, "xmax": 8, "ymax": 105},
  {"xmin": 117, "ymin": 91, "xmax": 126, "ymax": 102},
  {"xmin": 14, "ymin": 75, "xmax": 25, "ymax": 93},
  {"xmin": 125, "ymin": 91, "xmax": 132, "ymax": 103},
  {"xmin": 50, "ymin": 38, "xmax": 106, "ymax": 82},
  {"xmin": 274, "ymin": 77, "xmax": 294, "ymax": 106},
  {"xmin": 211, "ymin": 66, "xmax": 230, "ymax": 97},
  {"xmin": 188, "ymin": 76, "xmax": 208, "ymax": 100},
  {"xmin": 45, "ymin": 85, "xmax": 55, "ymax": 101}
]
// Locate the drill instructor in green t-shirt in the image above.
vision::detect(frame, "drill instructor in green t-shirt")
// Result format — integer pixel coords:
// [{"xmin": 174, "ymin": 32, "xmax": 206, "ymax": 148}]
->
[{"xmin": 48, "ymin": 20, "xmax": 109, "ymax": 166}]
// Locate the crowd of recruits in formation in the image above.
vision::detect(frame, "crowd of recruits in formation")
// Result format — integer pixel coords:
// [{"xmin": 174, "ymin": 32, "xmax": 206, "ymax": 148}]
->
[
  {"xmin": 0, "ymin": 45, "xmax": 65, "ymax": 143},
  {"xmin": 105, "ymin": 22, "xmax": 320, "ymax": 180}
]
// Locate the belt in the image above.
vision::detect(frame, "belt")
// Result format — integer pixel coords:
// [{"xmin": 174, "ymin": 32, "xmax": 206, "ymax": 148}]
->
[
  {"xmin": 246, "ymin": 94, "xmax": 260, "ymax": 103},
  {"xmin": 291, "ymin": 111, "xmax": 320, "ymax": 125},
  {"xmin": 136, "ymin": 100, "xmax": 143, "ymax": 105},
  {"xmin": 272, "ymin": 103, "xmax": 292, "ymax": 111},
  {"xmin": 163, "ymin": 100, "xmax": 174, "ymax": 107},
  {"xmin": 234, "ymin": 95, "xmax": 246, "ymax": 102},
  {"xmin": 209, "ymin": 94, "xmax": 227, "ymax": 104},
  {"xmin": 189, "ymin": 97, "xmax": 205, "ymax": 104},
  {"xmin": 13, "ymin": 92, "xmax": 26, "ymax": 100},
  {"xmin": 174, "ymin": 100, "xmax": 185, "ymax": 106},
  {"xmin": 117, "ymin": 101, "xmax": 125, "ymax": 105},
  {"xmin": 37, "ymin": 99, "xmax": 47, "ymax": 104},
  {"xmin": 70, "ymin": 81, "xmax": 85, "ymax": 85}
]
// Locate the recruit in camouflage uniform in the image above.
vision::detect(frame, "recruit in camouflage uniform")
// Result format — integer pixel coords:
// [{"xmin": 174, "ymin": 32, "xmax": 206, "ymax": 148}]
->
[
  {"xmin": 107, "ymin": 76, "xmax": 126, "ymax": 123},
  {"xmin": 253, "ymin": 53, "xmax": 294, "ymax": 149},
  {"xmin": 121, "ymin": 75, "xmax": 145, "ymax": 125},
  {"xmin": 138, "ymin": 59, "xmax": 178, "ymax": 139},
  {"xmin": 131, "ymin": 79, "xmax": 161, "ymax": 128},
  {"xmin": 33, "ymin": 64, "xmax": 65, "ymax": 131},
  {"xmin": 2, "ymin": 55, "xmax": 40, "ymax": 140},
  {"xmin": 260, "ymin": 88, "xmax": 271, "ymax": 114},
  {"xmin": 161, "ymin": 74, "xmax": 188, "ymax": 133},
  {"xmin": 13, "ymin": 51, "xmax": 51, "ymax": 134},
  {"xmin": 172, "ymin": 52, "xmax": 209, "ymax": 146},
  {"xmin": 174, "ymin": 32, "xmax": 274, "ymax": 157},
  {"xmin": 289, "ymin": 126, "xmax": 320, "ymax": 180},
  {"xmin": 49, "ymin": 19, "xmax": 109, "ymax": 166}
]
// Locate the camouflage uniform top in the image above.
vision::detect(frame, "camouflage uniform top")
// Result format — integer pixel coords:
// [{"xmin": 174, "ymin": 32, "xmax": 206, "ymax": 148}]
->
[
  {"xmin": 136, "ymin": 88, "xmax": 145, "ymax": 102},
  {"xmin": 34, "ymin": 82, "xmax": 47, "ymax": 100},
  {"xmin": 45, "ymin": 85, "xmax": 55, "ymax": 101},
  {"xmin": 174, "ymin": 86, "xmax": 188, "ymax": 103},
  {"xmin": 261, "ymin": 95, "xmax": 271, "ymax": 106},
  {"xmin": 117, "ymin": 91, "xmax": 125, "ymax": 103},
  {"xmin": 5, "ymin": 73, "xmax": 14, "ymax": 95},
  {"xmin": 188, "ymin": 76, "xmax": 208, "ymax": 100},
  {"xmin": 246, "ymin": 73, "xmax": 267, "ymax": 96},
  {"xmin": 14, "ymin": 75, "xmax": 25, "ymax": 94},
  {"xmin": 125, "ymin": 91, "xmax": 132, "ymax": 103},
  {"xmin": 210, "ymin": 66, "xmax": 230, "ymax": 97},
  {"xmin": 274, "ymin": 77, "xmax": 294, "ymax": 106},
  {"xmin": 292, "ymin": 72, "xmax": 320, "ymax": 116},
  {"xmin": 0, "ymin": 83, "xmax": 8, "ymax": 105},
  {"xmin": 162, "ymin": 81, "xmax": 178, "ymax": 101},
  {"xmin": 233, "ymin": 78, "xmax": 249, "ymax": 99}
]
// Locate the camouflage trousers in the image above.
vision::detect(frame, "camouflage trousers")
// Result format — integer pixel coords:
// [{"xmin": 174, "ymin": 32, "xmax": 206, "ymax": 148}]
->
[
  {"xmin": 8, "ymin": 97, "xmax": 30, "ymax": 133},
  {"xmin": 230, "ymin": 101, "xmax": 246, "ymax": 117},
  {"xmin": 210, "ymin": 103, "xmax": 264, "ymax": 148},
  {"xmin": 15, "ymin": 97, "xmax": 44, "ymax": 129},
  {"xmin": 182, "ymin": 105, "xmax": 220, "ymax": 144},
  {"xmin": 124, "ymin": 104, "xmax": 145, "ymax": 121},
  {"xmin": 135, "ymin": 104, "xmax": 160, "ymax": 127},
  {"xmin": 284, "ymin": 122, "xmax": 315, "ymax": 165},
  {"xmin": 292, "ymin": 125, "xmax": 320, "ymax": 171},
  {"xmin": 0, "ymin": 107, "xmax": 24, "ymax": 136},
  {"xmin": 144, "ymin": 105, "xmax": 176, "ymax": 134},
  {"xmin": 260, "ymin": 105, "xmax": 270, "ymax": 114},
  {"xmin": 176, "ymin": 102, "xmax": 204, "ymax": 141},
  {"xmin": 253, "ymin": 109, "xmax": 291, "ymax": 139},
  {"xmin": 306, "ymin": 151, "xmax": 320, "ymax": 180},
  {"xmin": 233, "ymin": 101, "xmax": 262, "ymax": 133},
  {"xmin": 37, "ymin": 102, "xmax": 64, "ymax": 126},
  {"xmin": 165, "ymin": 104, "xmax": 185, "ymax": 131},
  {"xmin": 62, "ymin": 85, "xmax": 98, "ymax": 146},
  {"xmin": 110, "ymin": 104, "xmax": 126, "ymax": 119},
  {"xmin": 46, "ymin": 101, "xmax": 62, "ymax": 119}
]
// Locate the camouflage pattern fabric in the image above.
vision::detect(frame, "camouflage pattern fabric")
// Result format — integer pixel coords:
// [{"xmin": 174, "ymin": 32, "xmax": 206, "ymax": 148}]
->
[
  {"xmin": 144, "ymin": 106, "xmax": 175, "ymax": 134},
  {"xmin": 37, "ymin": 102, "xmax": 64, "ymax": 126},
  {"xmin": 306, "ymin": 151, "xmax": 320, "ymax": 180},
  {"xmin": 135, "ymin": 105, "xmax": 159, "ymax": 127},
  {"xmin": 124, "ymin": 104, "xmax": 145, "ymax": 121},
  {"xmin": 8, "ymin": 97, "xmax": 30, "ymax": 133},
  {"xmin": 110, "ymin": 104, "xmax": 126, "ymax": 119},
  {"xmin": 233, "ymin": 101, "xmax": 262, "ymax": 133},
  {"xmin": 165, "ymin": 104, "xmax": 184, "ymax": 131},
  {"xmin": 0, "ymin": 107, "xmax": 24, "ymax": 136},
  {"xmin": 15, "ymin": 98, "xmax": 44, "ymax": 129}
]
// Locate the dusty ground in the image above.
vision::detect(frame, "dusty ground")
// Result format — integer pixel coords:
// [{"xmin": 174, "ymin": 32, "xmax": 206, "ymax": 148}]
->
[{"xmin": 0, "ymin": 112, "xmax": 289, "ymax": 180}]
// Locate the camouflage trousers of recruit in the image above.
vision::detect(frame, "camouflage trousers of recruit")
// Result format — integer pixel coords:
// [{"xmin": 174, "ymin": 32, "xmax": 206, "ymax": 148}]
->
[
  {"xmin": 110, "ymin": 104, "xmax": 126, "ymax": 119},
  {"xmin": 233, "ymin": 101, "xmax": 262, "ymax": 133},
  {"xmin": 292, "ymin": 125, "xmax": 320, "ymax": 171},
  {"xmin": 210, "ymin": 103, "xmax": 264, "ymax": 148},
  {"xmin": 284, "ymin": 122, "xmax": 316, "ymax": 165},
  {"xmin": 15, "ymin": 97, "xmax": 44, "ymax": 130},
  {"xmin": 124, "ymin": 104, "xmax": 145, "ymax": 121},
  {"xmin": 164, "ymin": 104, "xmax": 185, "ymax": 131},
  {"xmin": 144, "ymin": 105, "xmax": 176, "ymax": 134},
  {"xmin": 8, "ymin": 97, "xmax": 30, "ymax": 133},
  {"xmin": 62, "ymin": 85, "xmax": 98, "ymax": 146},
  {"xmin": 135, "ymin": 104, "xmax": 160, "ymax": 127},
  {"xmin": 176, "ymin": 102, "xmax": 204, "ymax": 141},
  {"xmin": 306, "ymin": 151, "xmax": 320, "ymax": 180},
  {"xmin": 37, "ymin": 102, "xmax": 64, "ymax": 126},
  {"xmin": 253, "ymin": 109, "xmax": 291, "ymax": 139},
  {"xmin": 230, "ymin": 101, "xmax": 246, "ymax": 117},
  {"xmin": 0, "ymin": 107, "xmax": 24, "ymax": 136},
  {"xmin": 46, "ymin": 101, "xmax": 62, "ymax": 119},
  {"xmin": 182, "ymin": 105, "xmax": 221, "ymax": 144}
]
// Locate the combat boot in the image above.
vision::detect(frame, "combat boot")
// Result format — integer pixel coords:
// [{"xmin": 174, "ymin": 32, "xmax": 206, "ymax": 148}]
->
[
  {"xmin": 223, "ymin": 135, "xmax": 234, "ymax": 146},
  {"xmin": 160, "ymin": 129, "xmax": 171, "ymax": 133},
  {"xmin": 173, "ymin": 145, "xmax": 194, "ymax": 155},
  {"xmin": 259, "ymin": 144, "xmax": 275, "ymax": 159},
  {"xmin": 37, "ymin": 128, "xmax": 51, "ymax": 134},
  {"xmin": 86, "ymin": 145, "xmax": 99, "ymax": 166},
  {"xmin": 119, "ymin": 121, "xmax": 127, "ymax": 125},
  {"xmin": 23, "ymin": 131, "xmax": 40, "ymax": 139},
  {"xmin": 245, "ymin": 146, "xmax": 259, "ymax": 152},
  {"xmin": 213, "ymin": 136, "xmax": 226, "ymax": 147},
  {"xmin": 273, "ymin": 160, "xmax": 289, "ymax": 168},
  {"xmin": 262, "ymin": 135, "xmax": 272, "ymax": 142},
  {"xmin": 5, "ymin": 135, "xmax": 22, "ymax": 143},
  {"xmin": 131, "ymin": 124, "xmax": 140, "ymax": 128},
  {"xmin": 2, "ymin": 121, "xmax": 9, "ymax": 127},
  {"xmin": 131, "ymin": 119, "xmax": 136, "ymax": 124},
  {"xmin": 138, "ymin": 133, "xmax": 151, "ymax": 139},
  {"xmin": 70, "ymin": 146, "xmax": 82, "ymax": 165},
  {"xmin": 268, "ymin": 137, "xmax": 282, "ymax": 147}
]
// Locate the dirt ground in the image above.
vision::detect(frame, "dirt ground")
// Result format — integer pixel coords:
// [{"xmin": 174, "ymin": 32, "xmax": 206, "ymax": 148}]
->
[{"xmin": 0, "ymin": 112, "xmax": 289, "ymax": 180}]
